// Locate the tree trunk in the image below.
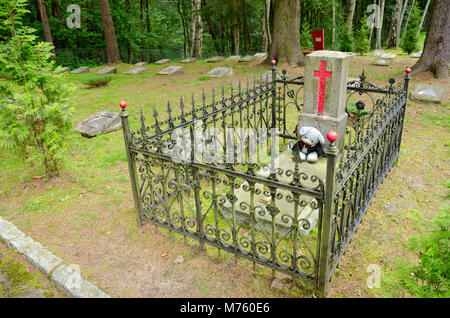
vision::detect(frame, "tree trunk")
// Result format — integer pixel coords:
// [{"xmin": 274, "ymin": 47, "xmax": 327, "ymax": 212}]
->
[
  {"xmin": 232, "ymin": 0, "xmax": 240, "ymax": 55},
  {"xmin": 347, "ymin": 0, "xmax": 356, "ymax": 32},
  {"xmin": 417, "ymin": 0, "xmax": 431, "ymax": 36},
  {"xmin": 386, "ymin": 0, "xmax": 402, "ymax": 48},
  {"xmin": 262, "ymin": 0, "xmax": 271, "ymax": 52},
  {"xmin": 98, "ymin": 0, "xmax": 120, "ymax": 63},
  {"xmin": 265, "ymin": 0, "xmax": 304, "ymax": 66},
  {"xmin": 190, "ymin": 0, "xmax": 202, "ymax": 58},
  {"xmin": 368, "ymin": 0, "xmax": 377, "ymax": 50},
  {"xmin": 412, "ymin": 0, "xmax": 449, "ymax": 79},
  {"xmin": 37, "ymin": 0, "xmax": 54, "ymax": 49},
  {"xmin": 396, "ymin": 0, "xmax": 408, "ymax": 43},
  {"xmin": 376, "ymin": 0, "xmax": 385, "ymax": 50},
  {"xmin": 177, "ymin": 0, "xmax": 188, "ymax": 58}
]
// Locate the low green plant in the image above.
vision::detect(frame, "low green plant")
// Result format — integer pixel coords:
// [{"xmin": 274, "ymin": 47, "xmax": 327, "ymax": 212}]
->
[
  {"xmin": 0, "ymin": 0, "xmax": 74, "ymax": 177},
  {"xmin": 83, "ymin": 75, "xmax": 113, "ymax": 88},
  {"xmin": 382, "ymin": 209, "xmax": 450, "ymax": 297}
]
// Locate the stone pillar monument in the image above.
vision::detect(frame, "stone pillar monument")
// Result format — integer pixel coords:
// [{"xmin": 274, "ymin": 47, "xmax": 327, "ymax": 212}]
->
[{"xmin": 299, "ymin": 51, "xmax": 349, "ymax": 152}]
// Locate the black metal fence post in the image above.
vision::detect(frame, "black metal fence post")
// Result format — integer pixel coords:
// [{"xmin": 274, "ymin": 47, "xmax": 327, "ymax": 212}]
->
[
  {"xmin": 318, "ymin": 133, "xmax": 338, "ymax": 294},
  {"xmin": 120, "ymin": 102, "xmax": 145, "ymax": 226}
]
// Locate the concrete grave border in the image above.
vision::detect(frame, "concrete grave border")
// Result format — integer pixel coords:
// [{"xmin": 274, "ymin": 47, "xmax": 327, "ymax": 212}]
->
[{"xmin": 0, "ymin": 216, "xmax": 110, "ymax": 298}]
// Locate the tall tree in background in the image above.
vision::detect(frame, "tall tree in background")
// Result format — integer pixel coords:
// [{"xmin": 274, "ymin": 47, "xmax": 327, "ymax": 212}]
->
[
  {"xmin": 400, "ymin": 0, "xmax": 416, "ymax": 45},
  {"xmin": 261, "ymin": 0, "xmax": 271, "ymax": 53},
  {"xmin": 412, "ymin": 0, "xmax": 449, "ymax": 79},
  {"xmin": 417, "ymin": 0, "xmax": 431, "ymax": 36},
  {"xmin": 231, "ymin": 0, "xmax": 240, "ymax": 55},
  {"xmin": 190, "ymin": 0, "xmax": 202, "ymax": 58},
  {"xmin": 396, "ymin": 0, "xmax": 408, "ymax": 43},
  {"xmin": 98, "ymin": 0, "xmax": 120, "ymax": 63},
  {"xmin": 347, "ymin": 0, "xmax": 356, "ymax": 32},
  {"xmin": 37, "ymin": 0, "xmax": 54, "ymax": 51},
  {"xmin": 386, "ymin": 0, "xmax": 403, "ymax": 48},
  {"xmin": 376, "ymin": 0, "xmax": 385, "ymax": 50},
  {"xmin": 266, "ymin": 0, "xmax": 304, "ymax": 66}
]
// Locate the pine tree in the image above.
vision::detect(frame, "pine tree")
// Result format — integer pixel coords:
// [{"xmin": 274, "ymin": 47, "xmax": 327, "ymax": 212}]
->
[
  {"xmin": 355, "ymin": 15, "xmax": 370, "ymax": 55},
  {"xmin": 300, "ymin": 21, "xmax": 313, "ymax": 51},
  {"xmin": 401, "ymin": 2, "xmax": 422, "ymax": 54},
  {"xmin": 339, "ymin": 22, "xmax": 355, "ymax": 52}
]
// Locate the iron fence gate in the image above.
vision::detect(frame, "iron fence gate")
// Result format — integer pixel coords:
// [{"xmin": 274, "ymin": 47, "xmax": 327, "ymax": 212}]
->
[{"xmin": 120, "ymin": 64, "xmax": 410, "ymax": 293}]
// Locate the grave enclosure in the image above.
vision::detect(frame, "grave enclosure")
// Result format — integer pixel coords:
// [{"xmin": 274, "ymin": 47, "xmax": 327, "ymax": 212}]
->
[{"xmin": 120, "ymin": 51, "xmax": 410, "ymax": 293}]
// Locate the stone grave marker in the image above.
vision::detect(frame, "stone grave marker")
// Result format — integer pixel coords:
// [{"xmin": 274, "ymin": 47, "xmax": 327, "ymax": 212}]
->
[
  {"xmin": 410, "ymin": 50, "xmax": 422, "ymax": 58},
  {"xmin": 134, "ymin": 62, "xmax": 147, "ymax": 66},
  {"xmin": 180, "ymin": 57, "xmax": 197, "ymax": 63},
  {"xmin": 410, "ymin": 84, "xmax": 447, "ymax": 104},
  {"xmin": 97, "ymin": 66, "xmax": 117, "ymax": 74},
  {"xmin": 253, "ymin": 53, "xmax": 267, "ymax": 58},
  {"xmin": 205, "ymin": 56, "xmax": 224, "ymax": 63},
  {"xmin": 239, "ymin": 55, "xmax": 253, "ymax": 63},
  {"xmin": 259, "ymin": 70, "xmax": 287, "ymax": 83},
  {"xmin": 155, "ymin": 59, "xmax": 171, "ymax": 65},
  {"xmin": 75, "ymin": 111, "xmax": 122, "ymax": 137},
  {"xmin": 227, "ymin": 55, "xmax": 241, "ymax": 61},
  {"xmin": 125, "ymin": 67, "xmax": 149, "ymax": 75},
  {"xmin": 372, "ymin": 57, "xmax": 393, "ymax": 66},
  {"xmin": 299, "ymin": 50, "xmax": 349, "ymax": 151},
  {"xmin": 55, "ymin": 67, "xmax": 70, "ymax": 74},
  {"xmin": 206, "ymin": 67, "xmax": 232, "ymax": 78},
  {"xmin": 70, "ymin": 66, "xmax": 90, "ymax": 74},
  {"xmin": 381, "ymin": 53, "xmax": 397, "ymax": 59},
  {"xmin": 157, "ymin": 66, "xmax": 184, "ymax": 75}
]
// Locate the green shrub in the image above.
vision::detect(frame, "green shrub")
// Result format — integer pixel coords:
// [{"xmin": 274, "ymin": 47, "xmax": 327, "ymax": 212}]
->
[
  {"xmin": 83, "ymin": 75, "xmax": 112, "ymax": 88},
  {"xmin": 339, "ymin": 23, "xmax": 355, "ymax": 52},
  {"xmin": 355, "ymin": 15, "xmax": 370, "ymax": 55},
  {"xmin": 300, "ymin": 21, "xmax": 314, "ymax": 51},
  {"xmin": 0, "ymin": 0, "xmax": 74, "ymax": 177},
  {"xmin": 382, "ymin": 209, "xmax": 450, "ymax": 297},
  {"xmin": 401, "ymin": 3, "xmax": 422, "ymax": 54}
]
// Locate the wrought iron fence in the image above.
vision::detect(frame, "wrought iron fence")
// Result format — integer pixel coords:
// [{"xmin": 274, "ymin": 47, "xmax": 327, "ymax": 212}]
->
[{"xmin": 120, "ymin": 63, "xmax": 410, "ymax": 293}]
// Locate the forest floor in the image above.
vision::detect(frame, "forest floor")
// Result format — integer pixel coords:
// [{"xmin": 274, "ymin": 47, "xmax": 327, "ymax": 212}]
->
[{"xmin": 0, "ymin": 49, "xmax": 448, "ymax": 298}]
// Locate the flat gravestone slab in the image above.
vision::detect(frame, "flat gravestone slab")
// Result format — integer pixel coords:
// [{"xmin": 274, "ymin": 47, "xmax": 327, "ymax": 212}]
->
[
  {"xmin": 180, "ymin": 58, "xmax": 197, "ymax": 63},
  {"xmin": 239, "ymin": 55, "xmax": 253, "ymax": 63},
  {"xmin": 157, "ymin": 66, "xmax": 184, "ymax": 75},
  {"xmin": 125, "ymin": 67, "xmax": 149, "ymax": 75},
  {"xmin": 410, "ymin": 84, "xmax": 447, "ymax": 104},
  {"xmin": 253, "ymin": 52, "xmax": 267, "ymax": 58},
  {"xmin": 206, "ymin": 56, "xmax": 224, "ymax": 63},
  {"xmin": 155, "ymin": 59, "xmax": 171, "ymax": 65},
  {"xmin": 381, "ymin": 53, "xmax": 397, "ymax": 59},
  {"xmin": 75, "ymin": 111, "xmax": 122, "ymax": 137},
  {"xmin": 207, "ymin": 67, "xmax": 233, "ymax": 78},
  {"xmin": 410, "ymin": 50, "xmax": 422, "ymax": 58},
  {"xmin": 372, "ymin": 49, "xmax": 385, "ymax": 56},
  {"xmin": 134, "ymin": 62, "xmax": 147, "ymax": 66},
  {"xmin": 97, "ymin": 66, "xmax": 117, "ymax": 74},
  {"xmin": 227, "ymin": 55, "xmax": 241, "ymax": 61},
  {"xmin": 70, "ymin": 66, "xmax": 90, "ymax": 74},
  {"xmin": 372, "ymin": 57, "xmax": 393, "ymax": 66},
  {"xmin": 55, "ymin": 67, "xmax": 70, "ymax": 74},
  {"xmin": 222, "ymin": 148, "xmax": 329, "ymax": 236}
]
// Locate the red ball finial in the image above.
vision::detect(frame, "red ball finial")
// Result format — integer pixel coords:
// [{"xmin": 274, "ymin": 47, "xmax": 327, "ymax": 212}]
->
[
  {"xmin": 120, "ymin": 101, "xmax": 127, "ymax": 109},
  {"xmin": 405, "ymin": 67, "xmax": 411, "ymax": 73},
  {"xmin": 271, "ymin": 59, "xmax": 276, "ymax": 65},
  {"xmin": 327, "ymin": 131, "xmax": 338, "ymax": 142}
]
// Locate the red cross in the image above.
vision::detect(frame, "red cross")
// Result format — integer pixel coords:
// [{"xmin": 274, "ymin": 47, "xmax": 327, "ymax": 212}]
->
[{"xmin": 314, "ymin": 60, "xmax": 332, "ymax": 115}]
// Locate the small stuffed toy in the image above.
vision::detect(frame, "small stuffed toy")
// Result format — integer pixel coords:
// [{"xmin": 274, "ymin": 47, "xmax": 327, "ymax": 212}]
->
[{"xmin": 292, "ymin": 126, "xmax": 325, "ymax": 163}]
